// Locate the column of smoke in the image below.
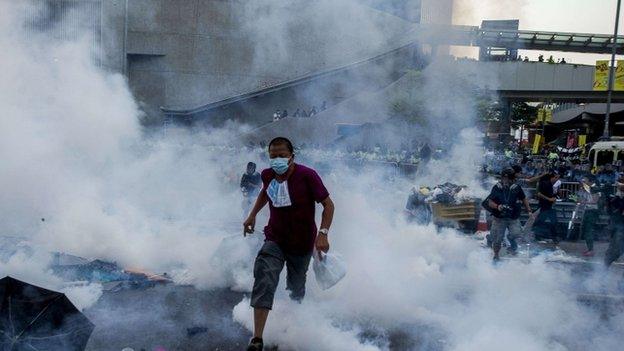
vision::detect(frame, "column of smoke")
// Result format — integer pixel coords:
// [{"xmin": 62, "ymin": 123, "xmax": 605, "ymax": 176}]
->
[{"xmin": 0, "ymin": 2, "xmax": 623, "ymax": 351}]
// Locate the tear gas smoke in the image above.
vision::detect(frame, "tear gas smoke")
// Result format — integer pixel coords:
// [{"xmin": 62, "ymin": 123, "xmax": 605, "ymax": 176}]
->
[{"xmin": 0, "ymin": 1, "xmax": 623, "ymax": 351}]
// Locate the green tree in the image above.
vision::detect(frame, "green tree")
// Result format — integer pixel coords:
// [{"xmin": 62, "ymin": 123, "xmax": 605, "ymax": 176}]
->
[{"xmin": 510, "ymin": 102, "xmax": 537, "ymax": 126}]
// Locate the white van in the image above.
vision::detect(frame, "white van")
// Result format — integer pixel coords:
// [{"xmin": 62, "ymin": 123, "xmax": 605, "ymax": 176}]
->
[{"xmin": 588, "ymin": 141, "xmax": 624, "ymax": 167}]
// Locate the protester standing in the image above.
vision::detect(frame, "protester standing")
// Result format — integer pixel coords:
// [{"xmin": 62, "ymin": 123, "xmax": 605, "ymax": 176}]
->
[
  {"xmin": 486, "ymin": 168, "xmax": 532, "ymax": 260},
  {"xmin": 605, "ymin": 192, "xmax": 624, "ymax": 267},
  {"xmin": 243, "ymin": 137, "xmax": 335, "ymax": 351},
  {"xmin": 577, "ymin": 177, "xmax": 600, "ymax": 256},
  {"xmin": 241, "ymin": 162, "xmax": 262, "ymax": 217},
  {"xmin": 534, "ymin": 171, "xmax": 561, "ymax": 242}
]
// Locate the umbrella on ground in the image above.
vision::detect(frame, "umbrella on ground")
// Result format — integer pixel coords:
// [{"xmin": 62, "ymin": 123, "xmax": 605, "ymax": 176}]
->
[{"xmin": 0, "ymin": 276, "xmax": 94, "ymax": 351}]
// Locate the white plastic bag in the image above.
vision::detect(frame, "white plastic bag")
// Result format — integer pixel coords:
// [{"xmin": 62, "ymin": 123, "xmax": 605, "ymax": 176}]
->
[{"xmin": 312, "ymin": 251, "xmax": 347, "ymax": 290}]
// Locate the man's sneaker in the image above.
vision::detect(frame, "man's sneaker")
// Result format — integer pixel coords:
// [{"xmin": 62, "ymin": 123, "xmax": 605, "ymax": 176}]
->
[
  {"xmin": 247, "ymin": 337, "xmax": 263, "ymax": 351},
  {"xmin": 582, "ymin": 250, "xmax": 594, "ymax": 257}
]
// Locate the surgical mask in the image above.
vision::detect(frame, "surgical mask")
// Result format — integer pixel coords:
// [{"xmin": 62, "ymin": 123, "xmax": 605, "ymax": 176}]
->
[{"xmin": 270, "ymin": 157, "xmax": 290, "ymax": 175}]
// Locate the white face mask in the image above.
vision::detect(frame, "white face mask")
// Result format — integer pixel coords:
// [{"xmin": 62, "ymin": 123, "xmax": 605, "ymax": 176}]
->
[{"xmin": 266, "ymin": 179, "xmax": 292, "ymax": 207}]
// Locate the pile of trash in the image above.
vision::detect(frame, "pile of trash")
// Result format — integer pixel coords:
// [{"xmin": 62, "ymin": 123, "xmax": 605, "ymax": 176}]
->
[{"xmin": 424, "ymin": 183, "xmax": 475, "ymax": 204}]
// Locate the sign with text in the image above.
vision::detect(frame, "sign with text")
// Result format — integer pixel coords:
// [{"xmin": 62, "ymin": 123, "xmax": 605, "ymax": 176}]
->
[
  {"xmin": 593, "ymin": 60, "xmax": 609, "ymax": 91},
  {"xmin": 615, "ymin": 60, "xmax": 624, "ymax": 91}
]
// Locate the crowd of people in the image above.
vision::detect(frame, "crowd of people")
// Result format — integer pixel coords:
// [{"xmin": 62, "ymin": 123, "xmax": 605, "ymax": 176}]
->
[{"xmin": 482, "ymin": 142, "xmax": 624, "ymax": 264}]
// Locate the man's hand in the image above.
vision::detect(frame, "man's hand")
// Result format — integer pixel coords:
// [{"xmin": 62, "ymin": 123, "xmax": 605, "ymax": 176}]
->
[
  {"xmin": 315, "ymin": 232, "xmax": 330, "ymax": 260},
  {"xmin": 550, "ymin": 197, "xmax": 557, "ymax": 203},
  {"xmin": 243, "ymin": 216, "xmax": 256, "ymax": 236}
]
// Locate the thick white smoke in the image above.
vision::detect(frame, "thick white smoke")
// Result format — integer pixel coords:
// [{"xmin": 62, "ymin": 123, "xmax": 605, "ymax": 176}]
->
[{"xmin": 0, "ymin": 1, "xmax": 623, "ymax": 351}]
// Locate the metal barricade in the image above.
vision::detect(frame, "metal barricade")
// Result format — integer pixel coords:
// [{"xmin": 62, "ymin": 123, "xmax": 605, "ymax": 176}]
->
[{"xmin": 558, "ymin": 181, "xmax": 581, "ymax": 198}]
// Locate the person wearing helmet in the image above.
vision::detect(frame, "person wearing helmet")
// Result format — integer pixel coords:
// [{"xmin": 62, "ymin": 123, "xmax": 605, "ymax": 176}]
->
[{"xmin": 486, "ymin": 168, "xmax": 532, "ymax": 261}]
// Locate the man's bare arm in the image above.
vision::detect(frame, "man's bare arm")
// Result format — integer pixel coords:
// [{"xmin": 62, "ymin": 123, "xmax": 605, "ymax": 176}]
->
[
  {"xmin": 243, "ymin": 191, "xmax": 268, "ymax": 235},
  {"xmin": 319, "ymin": 196, "xmax": 334, "ymax": 231},
  {"xmin": 315, "ymin": 196, "xmax": 335, "ymax": 255},
  {"xmin": 249, "ymin": 191, "xmax": 268, "ymax": 217},
  {"xmin": 523, "ymin": 198, "xmax": 532, "ymax": 213},
  {"xmin": 488, "ymin": 199, "xmax": 499, "ymax": 210}
]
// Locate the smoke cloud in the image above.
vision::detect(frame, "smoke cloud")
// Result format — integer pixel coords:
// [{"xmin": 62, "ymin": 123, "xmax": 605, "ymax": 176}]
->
[{"xmin": 0, "ymin": 1, "xmax": 622, "ymax": 351}]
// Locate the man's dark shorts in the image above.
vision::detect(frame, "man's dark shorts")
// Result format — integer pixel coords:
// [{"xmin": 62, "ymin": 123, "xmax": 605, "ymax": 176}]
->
[{"xmin": 250, "ymin": 241, "xmax": 312, "ymax": 310}]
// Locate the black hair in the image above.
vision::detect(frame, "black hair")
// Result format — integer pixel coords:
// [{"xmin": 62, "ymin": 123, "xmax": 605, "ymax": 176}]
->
[
  {"xmin": 247, "ymin": 162, "xmax": 256, "ymax": 168},
  {"xmin": 511, "ymin": 165, "xmax": 522, "ymax": 174},
  {"xmin": 268, "ymin": 137, "xmax": 294, "ymax": 154},
  {"xmin": 501, "ymin": 168, "xmax": 516, "ymax": 180}
]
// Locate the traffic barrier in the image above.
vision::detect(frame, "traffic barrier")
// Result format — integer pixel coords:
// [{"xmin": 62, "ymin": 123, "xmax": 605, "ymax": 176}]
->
[{"xmin": 477, "ymin": 209, "xmax": 488, "ymax": 232}]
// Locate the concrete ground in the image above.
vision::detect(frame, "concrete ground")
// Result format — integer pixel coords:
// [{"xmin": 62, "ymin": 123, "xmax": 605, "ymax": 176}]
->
[{"xmin": 81, "ymin": 237, "xmax": 624, "ymax": 351}]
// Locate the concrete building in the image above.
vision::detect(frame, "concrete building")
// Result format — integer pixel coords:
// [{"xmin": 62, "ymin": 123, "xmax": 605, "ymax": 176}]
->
[{"xmin": 24, "ymin": 0, "xmax": 454, "ymax": 126}]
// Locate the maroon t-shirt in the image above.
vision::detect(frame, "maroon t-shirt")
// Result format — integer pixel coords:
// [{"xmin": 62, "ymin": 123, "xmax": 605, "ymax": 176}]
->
[{"xmin": 261, "ymin": 164, "xmax": 329, "ymax": 255}]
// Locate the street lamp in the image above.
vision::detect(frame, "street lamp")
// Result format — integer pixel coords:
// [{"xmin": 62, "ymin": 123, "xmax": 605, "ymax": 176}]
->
[{"xmin": 602, "ymin": 0, "xmax": 622, "ymax": 140}]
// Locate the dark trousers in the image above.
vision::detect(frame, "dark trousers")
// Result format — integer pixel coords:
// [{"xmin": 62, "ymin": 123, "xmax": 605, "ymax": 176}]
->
[
  {"xmin": 250, "ymin": 241, "xmax": 312, "ymax": 310},
  {"xmin": 534, "ymin": 208, "xmax": 558, "ymax": 241},
  {"xmin": 581, "ymin": 209, "xmax": 599, "ymax": 251},
  {"xmin": 605, "ymin": 216, "xmax": 624, "ymax": 266}
]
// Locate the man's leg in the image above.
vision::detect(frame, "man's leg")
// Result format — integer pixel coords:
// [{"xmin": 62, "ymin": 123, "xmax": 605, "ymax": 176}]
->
[
  {"xmin": 605, "ymin": 219, "xmax": 624, "ymax": 267},
  {"xmin": 548, "ymin": 209, "xmax": 560, "ymax": 241},
  {"xmin": 253, "ymin": 308, "xmax": 270, "ymax": 339},
  {"xmin": 250, "ymin": 242, "xmax": 285, "ymax": 340},
  {"xmin": 507, "ymin": 219, "xmax": 522, "ymax": 254},
  {"xmin": 533, "ymin": 209, "xmax": 548, "ymax": 240},
  {"xmin": 490, "ymin": 218, "xmax": 505, "ymax": 260},
  {"xmin": 285, "ymin": 251, "xmax": 313, "ymax": 302},
  {"xmin": 582, "ymin": 209, "xmax": 598, "ymax": 252}
]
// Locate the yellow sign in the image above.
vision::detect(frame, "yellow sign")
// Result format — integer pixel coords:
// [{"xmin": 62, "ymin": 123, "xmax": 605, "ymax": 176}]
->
[
  {"xmin": 544, "ymin": 109, "xmax": 553, "ymax": 123},
  {"xmin": 537, "ymin": 109, "xmax": 544, "ymax": 123},
  {"xmin": 593, "ymin": 60, "xmax": 610, "ymax": 91},
  {"xmin": 532, "ymin": 134, "xmax": 542, "ymax": 154},
  {"xmin": 578, "ymin": 134, "xmax": 587, "ymax": 146},
  {"xmin": 616, "ymin": 60, "xmax": 624, "ymax": 91}
]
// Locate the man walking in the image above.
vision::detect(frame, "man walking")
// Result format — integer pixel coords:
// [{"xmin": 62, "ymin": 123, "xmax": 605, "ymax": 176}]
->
[
  {"xmin": 486, "ymin": 168, "xmax": 532, "ymax": 261},
  {"xmin": 243, "ymin": 137, "xmax": 335, "ymax": 351}
]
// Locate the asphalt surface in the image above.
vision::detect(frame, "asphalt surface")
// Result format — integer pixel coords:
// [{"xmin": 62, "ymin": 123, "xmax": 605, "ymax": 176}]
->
[
  {"xmin": 81, "ymin": 237, "xmax": 624, "ymax": 351},
  {"xmin": 85, "ymin": 285, "xmax": 250, "ymax": 351}
]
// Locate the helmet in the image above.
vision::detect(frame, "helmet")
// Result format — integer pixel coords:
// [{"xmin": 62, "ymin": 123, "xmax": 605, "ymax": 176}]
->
[{"xmin": 419, "ymin": 186, "xmax": 431, "ymax": 196}]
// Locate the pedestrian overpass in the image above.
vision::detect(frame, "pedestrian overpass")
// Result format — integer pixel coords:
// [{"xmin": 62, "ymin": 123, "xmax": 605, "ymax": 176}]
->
[
  {"xmin": 414, "ymin": 24, "xmax": 624, "ymax": 55},
  {"xmin": 453, "ymin": 60, "xmax": 624, "ymax": 102}
]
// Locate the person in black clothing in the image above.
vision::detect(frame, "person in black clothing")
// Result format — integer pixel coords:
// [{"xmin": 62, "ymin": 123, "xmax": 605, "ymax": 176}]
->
[
  {"xmin": 420, "ymin": 143, "xmax": 432, "ymax": 163},
  {"xmin": 293, "ymin": 108, "xmax": 301, "ymax": 117},
  {"xmin": 605, "ymin": 194, "xmax": 624, "ymax": 266},
  {"xmin": 486, "ymin": 168, "xmax": 532, "ymax": 260},
  {"xmin": 241, "ymin": 162, "xmax": 262, "ymax": 216},
  {"xmin": 534, "ymin": 171, "xmax": 560, "ymax": 242}
]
